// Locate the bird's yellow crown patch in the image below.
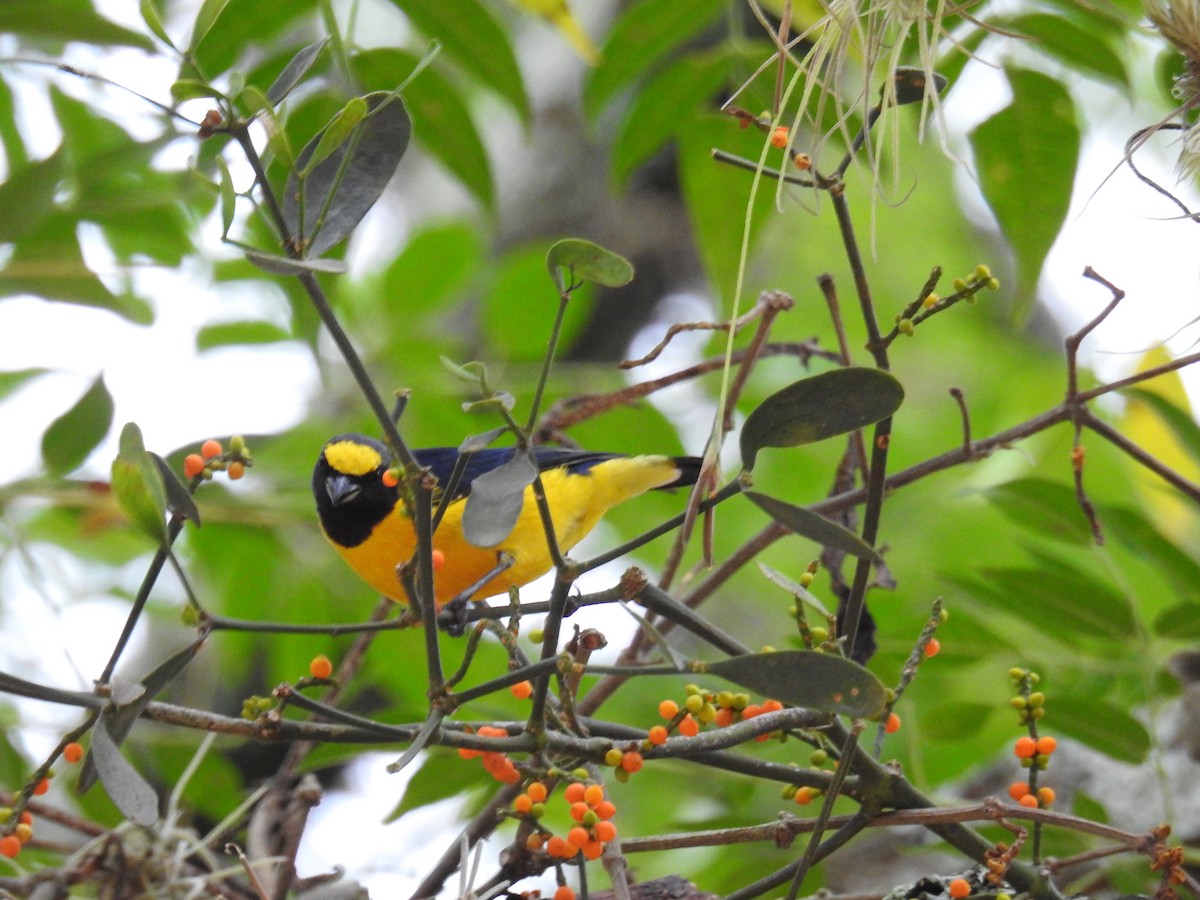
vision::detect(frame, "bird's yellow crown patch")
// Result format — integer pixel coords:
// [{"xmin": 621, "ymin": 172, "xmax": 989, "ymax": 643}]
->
[{"xmin": 324, "ymin": 440, "xmax": 384, "ymax": 476}]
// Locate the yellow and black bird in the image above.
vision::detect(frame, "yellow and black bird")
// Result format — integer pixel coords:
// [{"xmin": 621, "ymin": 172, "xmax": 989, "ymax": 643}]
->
[{"xmin": 313, "ymin": 433, "xmax": 702, "ymax": 606}]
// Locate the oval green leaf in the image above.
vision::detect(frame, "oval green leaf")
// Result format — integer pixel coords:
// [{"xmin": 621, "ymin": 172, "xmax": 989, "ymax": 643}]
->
[
  {"xmin": 243, "ymin": 250, "xmax": 348, "ymax": 276},
  {"xmin": 745, "ymin": 490, "xmax": 880, "ymax": 561},
  {"xmin": 267, "ymin": 37, "xmax": 330, "ymax": 104},
  {"xmin": 740, "ymin": 368, "xmax": 904, "ymax": 470},
  {"xmin": 462, "ymin": 452, "xmax": 537, "ymax": 547},
  {"xmin": 42, "ymin": 375, "xmax": 114, "ymax": 476},
  {"xmin": 706, "ymin": 650, "xmax": 887, "ymax": 718},
  {"xmin": 1052, "ymin": 694, "xmax": 1151, "ymax": 763},
  {"xmin": 284, "ymin": 92, "xmax": 411, "ymax": 257},
  {"xmin": 300, "ymin": 96, "xmax": 370, "ymax": 177},
  {"xmin": 981, "ymin": 478, "xmax": 1092, "ymax": 545},
  {"xmin": 110, "ymin": 422, "xmax": 168, "ymax": 544},
  {"xmin": 546, "ymin": 239, "xmax": 634, "ymax": 292}
]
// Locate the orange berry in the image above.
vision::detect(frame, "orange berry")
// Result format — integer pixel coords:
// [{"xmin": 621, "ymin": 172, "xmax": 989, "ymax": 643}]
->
[
  {"xmin": 18, "ymin": 812, "xmax": 32, "ymax": 826},
  {"xmin": 582, "ymin": 840, "xmax": 605, "ymax": 860},
  {"xmin": 227, "ymin": 460, "xmax": 245, "ymax": 480},
  {"xmin": 593, "ymin": 820, "xmax": 617, "ymax": 842},
  {"xmin": 1035, "ymin": 736, "xmax": 1057, "ymax": 756},
  {"xmin": 32, "ymin": 778, "xmax": 49, "ymax": 796},
  {"xmin": 1014, "ymin": 736, "xmax": 1037, "ymax": 759},
  {"xmin": 527, "ymin": 781, "xmax": 547, "ymax": 803},
  {"xmin": 658, "ymin": 699, "xmax": 678, "ymax": 719},
  {"xmin": 770, "ymin": 126, "xmax": 789, "ymax": 148},
  {"xmin": 563, "ymin": 782, "xmax": 585, "ymax": 804},
  {"xmin": 794, "ymin": 786, "xmax": 814, "ymax": 805},
  {"xmin": 924, "ymin": 638, "xmax": 941, "ymax": 658},
  {"xmin": 1008, "ymin": 781, "xmax": 1030, "ymax": 802},
  {"xmin": 382, "ymin": 468, "xmax": 400, "ymax": 488},
  {"xmin": 648, "ymin": 725, "xmax": 668, "ymax": 745},
  {"xmin": 514, "ymin": 794, "xmax": 533, "ymax": 814},
  {"xmin": 0, "ymin": 835, "xmax": 19, "ymax": 858},
  {"xmin": 678, "ymin": 714, "xmax": 699, "ymax": 737},
  {"xmin": 948, "ymin": 878, "xmax": 971, "ymax": 899},
  {"xmin": 793, "ymin": 153, "xmax": 812, "ymax": 170},
  {"xmin": 183, "ymin": 454, "xmax": 205, "ymax": 479},
  {"xmin": 884, "ymin": 712, "xmax": 901, "ymax": 734},
  {"xmin": 431, "ymin": 548, "xmax": 445, "ymax": 570},
  {"xmin": 593, "ymin": 799, "xmax": 616, "ymax": 820},
  {"xmin": 510, "ymin": 680, "xmax": 533, "ymax": 700},
  {"xmin": 458, "ymin": 746, "xmax": 480, "ymax": 760},
  {"xmin": 1037, "ymin": 786, "xmax": 1056, "ymax": 806},
  {"xmin": 621, "ymin": 751, "xmax": 644, "ymax": 773},
  {"xmin": 14, "ymin": 823, "xmax": 31, "ymax": 843},
  {"xmin": 714, "ymin": 707, "xmax": 734, "ymax": 727},
  {"xmin": 583, "ymin": 784, "xmax": 604, "ymax": 807},
  {"xmin": 1018, "ymin": 794, "xmax": 1039, "ymax": 808},
  {"xmin": 525, "ymin": 832, "xmax": 544, "ymax": 851},
  {"xmin": 761, "ymin": 699, "xmax": 783, "ymax": 713},
  {"xmin": 309, "ymin": 654, "xmax": 333, "ymax": 679},
  {"xmin": 200, "ymin": 439, "xmax": 222, "ymax": 460},
  {"xmin": 569, "ymin": 801, "xmax": 589, "ymax": 822},
  {"xmin": 499, "ymin": 765, "xmax": 521, "ymax": 784},
  {"xmin": 741, "ymin": 704, "xmax": 763, "ymax": 719},
  {"xmin": 567, "ymin": 826, "xmax": 590, "ymax": 848},
  {"xmin": 554, "ymin": 885, "xmax": 575, "ymax": 900},
  {"xmin": 63, "ymin": 742, "xmax": 83, "ymax": 764},
  {"xmin": 546, "ymin": 835, "xmax": 569, "ymax": 858},
  {"xmin": 560, "ymin": 840, "xmax": 580, "ymax": 858}
]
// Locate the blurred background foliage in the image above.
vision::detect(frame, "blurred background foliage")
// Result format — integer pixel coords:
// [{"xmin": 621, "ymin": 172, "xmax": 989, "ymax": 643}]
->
[{"xmin": 1, "ymin": 0, "xmax": 1199, "ymax": 895}]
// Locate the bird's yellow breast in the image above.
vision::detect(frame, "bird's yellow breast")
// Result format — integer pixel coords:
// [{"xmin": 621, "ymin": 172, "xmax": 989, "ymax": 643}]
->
[{"xmin": 328, "ymin": 455, "xmax": 684, "ymax": 604}]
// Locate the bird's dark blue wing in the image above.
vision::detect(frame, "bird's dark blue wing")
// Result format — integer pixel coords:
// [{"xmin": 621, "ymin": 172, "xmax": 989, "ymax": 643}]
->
[{"xmin": 412, "ymin": 446, "xmax": 622, "ymax": 500}]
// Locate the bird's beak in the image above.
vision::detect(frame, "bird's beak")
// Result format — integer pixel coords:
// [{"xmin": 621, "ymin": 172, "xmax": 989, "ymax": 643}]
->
[{"xmin": 325, "ymin": 474, "xmax": 360, "ymax": 506}]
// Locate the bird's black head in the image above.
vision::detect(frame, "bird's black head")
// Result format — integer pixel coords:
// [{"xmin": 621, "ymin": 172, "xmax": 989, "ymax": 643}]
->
[{"xmin": 313, "ymin": 434, "xmax": 398, "ymax": 548}]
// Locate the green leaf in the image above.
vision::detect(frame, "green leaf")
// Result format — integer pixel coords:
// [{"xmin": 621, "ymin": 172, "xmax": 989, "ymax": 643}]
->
[
  {"xmin": 196, "ymin": 320, "xmax": 291, "ymax": 350},
  {"xmin": 301, "ymin": 96, "xmax": 370, "ymax": 177},
  {"xmin": 391, "ymin": 0, "xmax": 529, "ymax": 123},
  {"xmin": 757, "ymin": 563, "xmax": 832, "ymax": 618},
  {"xmin": 583, "ymin": 0, "xmax": 725, "ymax": 121},
  {"xmin": 243, "ymin": 250, "xmax": 348, "ymax": 276},
  {"xmin": 744, "ymin": 491, "xmax": 880, "ymax": 562},
  {"xmin": 1154, "ymin": 602, "xmax": 1200, "ymax": 638},
  {"xmin": 381, "ymin": 219, "xmax": 484, "ymax": 315},
  {"xmin": 150, "ymin": 453, "xmax": 200, "ymax": 525},
  {"xmin": 546, "ymin": 239, "xmax": 634, "ymax": 291},
  {"xmin": 188, "ymin": 0, "xmax": 231, "ymax": 51},
  {"xmin": 484, "ymin": 243, "xmax": 592, "ymax": 361},
  {"xmin": 284, "ymin": 92, "xmax": 411, "ymax": 256},
  {"xmin": 352, "ymin": 49, "xmax": 494, "ymax": 210},
  {"xmin": 969, "ymin": 68, "xmax": 1079, "ymax": 322},
  {"xmin": 706, "ymin": 651, "xmax": 887, "ymax": 718},
  {"xmin": 919, "ymin": 702, "xmax": 995, "ymax": 741},
  {"xmin": 0, "ymin": 150, "xmax": 64, "ymax": 243},
  {"xmin": 387, "ymin": 750, "xmax": 487, "ymax": 822},
  {"xmin": 981, "ymin": 478, "xmax": 1092, "ymax": 545},
  {"xmin": 0, "ymin": 2, "xmax": 155, "ymax": 49},
  {"xmin": 462, "ymin": 451, "xmax": 537, "ymax": 547},
  {"xmin": 1104, "ymin": 505, "xmax": 1200, "ymax": 597},
  {"xmin": 976, "ymin": 565, "xmax": 1135, "ymax": 639},
  {"xmin": 267, "ymin": 37, "xmax": 329, "ymax": 104},
  {"xmin": 610, "ymin": 49, "xmax": 733, "ymax": 189},
  {"xmin": 215, "ymin": 156, "xmax": 236, "ymax": 238},
  {"xmin": 740, "ymin": 368, "xmax": 905, "ymax": 470},
  {"xmin": 110, "ymin": 423, "xmax": 168, "ymax": 544},
  {"xmin": 1052, "ymin": 694, "xmax": 1151, "ymax": 763},
  {"xmin": 1123, "ymin": 387, "xmax": 1200, "ymax": 473},
  {"xmin": 139, "ymin": 0, "xmax": 175, "ymax": 48},
  {"xmin": 41, "ymin": 375, "xmax": 114, "ymax": 476},
  {"xmin": 169, "ymin": 79, "xmax": 226, "ymax": 102},
  {"xmin": 996, "ymin": 14, "xmax": 1129, "ymax": 89},
  {"xmin": 0, "ymin": 368, "xmax": 48, "ymax": 403}
]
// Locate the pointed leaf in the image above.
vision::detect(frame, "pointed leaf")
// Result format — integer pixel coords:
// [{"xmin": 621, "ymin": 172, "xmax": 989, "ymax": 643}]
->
[
  {"xmin": 110, "ymin": 423, "xmax": 168, "ymax": 544},
  {"xmin": 188, "ymin": 0, "xmax": 231, "ymax": 51},
  {"xmin": 243, "ymin": 250, "xmax": 348, "ymax": 276},
  {"xmin": 706, "ymin": 651, "xmax": 887, "ymax": 718},
  {"xmin": 1154, "ymin": 603, "xmax": 1200, "ymax": 638},
  {"xmin": 169, "ymin": 79, "xmax": 226, "ymax": 102},
  {"xmin": 1124, "ymin": 387, "xmax": 1200, "ymax": 473},
  {"xmin": 982, "ymin": 478, "xmax": 1092, "ymax": 545},
  {"xmin": 546, "ymin": 239, "xmax": 634, "ymax": 292},
  {"xmin": 740, "ymin": 368, "xmax": 904, "ymax": 470},
  {"xmin": 284, "ymin": 92, "xmax": 411, "ymax": 256},
  {"xmin": 196, "ymin": 320, "xmax": 290, "ymax": 350},
  {"xmin": 300, "ymin": 96, "xmax": 370, "ymax": 177},
  {"xmin": 140, "ymin": 0, "xmax": 175, "ymax": 48},
  {"xmin": 88, "ymin": 712, "xmax": 159, "ymax": 824},
  {"xmin": 0, "ymin": 368, "xmax": 48, "ymax": 402},
  {"xmin": 267, "ymin": 38, "xmax": 330, "ymax": 104},
  {"xmin": 41, "ymin": 375, "xmax": 114, "ymax": 476},
  {"xmin": 0, "ymin": 2, "xmax": 155, "ymax": 50},
  {"xmin": 150, "ymin": 453, "xmax": 200, "ymax": 525},
  {"xmin": 977, "ymin": 566, "xmax": 1134, "ymax": 638},
  {"xmin": 745, "ymin": 491, "xmax": 880, "ymax": 561},
  {"xmin": 757, "ymin": 563, "xmax": 832, "ymax": 618},
  {"xmin": 392, "ymin": 0, "xmax": 529, "ymax": 124},
  {"xmin": 215, "ymin": 156, "xmax": 236, "ymax": 238},
  {"xmin": 462, "ymin": 452, "xmax": 537, "ymax": 547},
  {"xmin": 969, "ymin": 68, "xmax": 1079, "ymax": 321},
  {"xmin": 458, "ymin": 427, "xmax": 509, "ymax": 454},
  {"xmin": 1052, "ymin": 694, "xmax": 1150, "ymax": 763},
  {"xmin": 996, "ymin": 14, "xmax": 1128, "ymax": 89},
  {"xmin": 0, "ymin": 150, "xmax": 64, "ymax": 243}
]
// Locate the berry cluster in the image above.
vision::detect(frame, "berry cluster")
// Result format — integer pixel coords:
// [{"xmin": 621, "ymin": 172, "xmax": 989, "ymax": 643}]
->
[
  {"xmin": 0, "ymin": 743, "xmax": 83, "ymax": 860},
  {"xmin": 651, "ymin": 684, "xmax": 785, "ymax": 748},
  {"xmin": 517, "ymin": 777, "xmax": 618, "ymax": 863},
  {"xmin": 458, "ymin": 726, "xmax": 521, "ymax": 783},
  {"xmin": 1006, "ymin": 668, "xmax": 1056, "ymax": 810},
  {"xmin": 182, "ymin": 436, "xmax": 252, "ymax": 482}
]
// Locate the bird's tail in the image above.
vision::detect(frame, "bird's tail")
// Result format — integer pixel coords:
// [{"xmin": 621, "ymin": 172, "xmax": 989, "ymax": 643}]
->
[{"xmin": 661, "ymin": 456, "xmax": 704, "ymax": 490}]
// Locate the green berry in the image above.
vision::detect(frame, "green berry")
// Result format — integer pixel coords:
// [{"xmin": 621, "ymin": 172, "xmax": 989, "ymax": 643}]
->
[
  {"xmin": 604, "ymin": 748, "xmax": 623, "ymax": 767},
  {"xmin": 1010, "ymin": 696, "xmax": 1027, "ymax": 710},
  {"xmin": 898, "ymin": 318, "xmax": 915, "ymax": 336},
  {"xmin": 684, "ymin": 693, "xmax": 704, "ymax": 714},
  {"xmin": 987, "ymin": 277, "xmax": 1001, "ymax": 291},
  {"xmin": 799, "ymin": 572, "xmax": 814, "ymax": 587},
  {"xmin": 1028, "ymin": 692, "xmax": 1045, "ymax": 708},
  {"xmin": 974, "ymin": 264, "xmax": 992, "ymax": 281},
  {"xmin": 952, "ymin": 278, "xmax": 967, "ymax": 292},
  {"xmin": 529, "ymin": 628, "xmax": 544, "ymax": 643},
  {"xmin": 810, "ymin": 626, "xmax": 829, "ymax": 642},
  {"xmin": 810, "ymin": 749, "xmax": 828, "ymax": 766}
]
